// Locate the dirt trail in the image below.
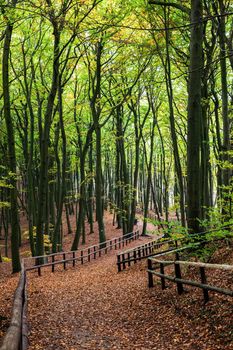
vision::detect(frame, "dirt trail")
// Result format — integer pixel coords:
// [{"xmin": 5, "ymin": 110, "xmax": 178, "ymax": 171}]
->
[{"xmin": 27, "ymin": 236, "xmax": 233, "ymax": 350}]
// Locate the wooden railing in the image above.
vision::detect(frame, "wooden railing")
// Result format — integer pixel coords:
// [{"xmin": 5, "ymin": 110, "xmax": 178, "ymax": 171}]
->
[
  {"xmin": 148, "ymin": 250, "xmax": 233, "ymax": 303},
  {"xmin": 0, "ymin": 230, "xmax": 140, "ymax": 350},
  {"xmin": 117, "ymin": 238, "xmax": 176, "ymax": 272},
  {"xmin": 116, "ymin": 225, "xmax": 233, "ymax": 273},
  {"xmin": 24, "ymin": 230, "xmax": 140, "ymax": 276},
  {"xmin": 0, "ymin": 262, "xmax": 28, "ymax": 350}
]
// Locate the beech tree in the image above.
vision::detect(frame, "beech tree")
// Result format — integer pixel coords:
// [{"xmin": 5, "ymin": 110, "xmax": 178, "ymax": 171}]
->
[
  {"xmin": 0, "ymin": 0, "xmax": 232, "ymax": 270},
  {"xmin": 2, "ymin": 0, "xmax": 21, "ymax": 272}
]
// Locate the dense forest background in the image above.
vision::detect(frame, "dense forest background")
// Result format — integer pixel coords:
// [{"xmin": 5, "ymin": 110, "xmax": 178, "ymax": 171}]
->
[{"xmin": 0, "ymin": 0, "xmax": 232, "ymax": 273}]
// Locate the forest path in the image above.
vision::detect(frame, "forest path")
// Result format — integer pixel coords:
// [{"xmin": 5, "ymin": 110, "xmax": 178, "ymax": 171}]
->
[{"xmin": 27, "ymin": 235, "xmax": 233, "ymax": 350}]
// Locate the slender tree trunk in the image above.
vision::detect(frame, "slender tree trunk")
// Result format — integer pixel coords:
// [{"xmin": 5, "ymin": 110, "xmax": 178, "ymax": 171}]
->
[
  {"xmin": 2, "ymin": 0, "xmax": 21, "ymax": 272},
  {"xmin": 187, "ymin": 0, "xmax": 203, "ymax": 233},
  {"xmin": 218, "ymin": 0, "xmax": 231, "ymax": 217},
  {"xmin": 71, "ymin": 155, "xmax": 86, "ymax": 250},
  {"xmin": 90, "ymin": 41, "xmax": 106, "ymax": 244},
  {"xmin": 88, "ymin": 132, "xmax": 94, "ymax": 233},
  {"xmin": 163, "ymin": 10, "xmax": 186, "ymax": 227},
  {"xmin": 52, "ymin": 76, "xmax": 67, "ymax": 252},
  {"xmin": 22, "ymin": 52, "xmax": 36, "ymax": 256},
  {"xmin": 142, "ymin": 119, "xmax": 156, "ymax": 235},
  {"xmin": 36, "ymin": 26, "xmax": 60, "ymax": 258},
  {"xmin": 115, "ymin": 107, "xmax": 130, "ymax": 234},
  {"xmin": 94, "ymin": 125, "xmax": 106, "ymax": 243}
]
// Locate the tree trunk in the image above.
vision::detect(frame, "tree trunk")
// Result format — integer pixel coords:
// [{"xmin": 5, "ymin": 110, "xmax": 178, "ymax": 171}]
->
[
  {"xmin": 36, "ymin": 26, "xmax": 60, "ymax": 258},
  {"xmin": 142, "ymin": 118, "xmax": 156, "ymax": 235},
  {"xmin": 187, "ymin": 0, "xmax": 203, "ymax": 233},
  {"xmin": 2, "ymin": 0, "xmax": 21, "ymax": 272},
  {"xmin": 163, "ymin": 11, "xmax": 186, "ymax": 227},
  {"xmin": 52, "ymin": 76, "xmax": 67, "ymax": 252}
]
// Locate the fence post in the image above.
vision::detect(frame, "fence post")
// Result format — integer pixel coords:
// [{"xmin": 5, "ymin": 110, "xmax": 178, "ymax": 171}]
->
[
  {"xmin": 133, "ymin": 250, "xmax": 137, "ymax": 264},
  {"xmin": 143, "ymin": 246, "xmax": 146, "ymax": 258},
  {"xmin": 149, "ymin": 242, "xmax": 152, "ymax": 254},
  {"xmin": 200, "ymin": 267, "xmax": 209, "ymax": 303},
  {"xmin": 73, "ymin": 252, "xmax": 75, "ymax": 267},
  {"xmin": 148, "ymin": 259, "xmax": 154, "ymax": 288},
  {"xmin": 160, "ymin": 263, "xmax": 166, "ymax": 290},
  {"xmin": 138, "ymin": 249, "xmax": 141, "ymax": 261},
  {"xmin": 118, "ymin": 237, "xmax": 121, "ymax": 249},
  {"xmin": 122, "ymin": 253, "xmax": 126, "ymax": 270},
  {"xmin": 94, "ymin": 246, "xmax": 96, "ymax": 259},
  {"xmin": 174, "ymin": 262, "xmax": 184, "ymax": 295},
  {"xmin": 152, "ymin": 242, "xmax": 155, "ymax": 251},
  {"xmin": 88, "ymin": 248, "xmax": 91, "ymax": 262},
  {"xmin": 145, "ymin": 244, "xmax": 148, "ymax": 256},
  {"xmin": 38, "ymin": 266, "xmax": 41, "ymax": 277},
  {"xmin": 63, "ymin": 253, "xmax": 66, "ymax": 270},
  {"xmin": 52, "ymin": 255, "xmax": 55, "ymax": 272},
  {"xmin": 128, "ymin": 253, "xmax": 131, "ymax": 267},
  {"xmin": 117, "ymin": 254, "xmax": 121, "ymax": 272},
  {"xmin": 115, "ymin": 238, "xmax": 117, "ymax": 250},
  {"xmin": 81, "ymin": 250, "xmax": 84, "ymax": 264},
  {"xmin": 110, "ymin": 240, "xmax": 112, "ymax": 250}
]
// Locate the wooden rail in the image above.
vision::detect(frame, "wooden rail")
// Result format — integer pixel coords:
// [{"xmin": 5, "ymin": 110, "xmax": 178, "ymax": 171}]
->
[
  {"xmin": 0, "ymin": 263, "xmax": 28, "ymax": 350},
  {"xmin": 0, "ymin": 230, "xmax": 140, "ymax": 349},
  {"xmin": 24, "ymin": 230, "xmax": 140, "ymax": 276},
  {"xmin": 117, "ymin": 224, "xmax": 233, "ymax": 273},
  {"xmin": 148, "ymin": 252, "xmax": 233, "ymax": 303},
  {"xmin": 117, "ymin": 238, "xmax": 176, "ymax": 272}
]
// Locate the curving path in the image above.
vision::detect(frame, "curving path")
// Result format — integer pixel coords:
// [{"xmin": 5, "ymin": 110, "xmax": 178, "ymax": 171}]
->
[{"xmin": 27, "ymin": 236, "xmax": 233, "ymax": 350}]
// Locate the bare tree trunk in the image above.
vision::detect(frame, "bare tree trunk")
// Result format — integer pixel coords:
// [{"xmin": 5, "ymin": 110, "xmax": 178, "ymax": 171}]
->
[
  {"xmin": 2, "ymin": 0, "xmax": 21, "ymax": 272},
  {"xmin": 187, "ymin": 0, "xmax": 203, "ymax": 233}
]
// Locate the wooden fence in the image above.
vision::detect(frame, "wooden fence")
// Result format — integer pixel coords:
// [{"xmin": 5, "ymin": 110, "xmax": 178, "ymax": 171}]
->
[
  {"xmin": 0, "ymin": 262, "xmax": 28, "ymax": 350},
  {"xmin": 148, "ymin": 250, "xmax": 233, "ymax": 303},
  {"xmin": 24, "ymin": 230, "xmax": 140, "ymax": 276},
  {"xmin": 0, "ymin": 230, "xmax": 140, "ymax": 350},
  {"xmin": 117, "ymin": 238, "xmax": 176, "ymax": 272}
]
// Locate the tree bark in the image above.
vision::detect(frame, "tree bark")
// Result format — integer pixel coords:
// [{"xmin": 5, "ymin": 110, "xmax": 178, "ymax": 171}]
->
[
  {"xmin": 36, "ymin": 23, "xmax": 60, "ymax": 258},
  {"xmin": 187, "ymin": 0, "xmax": 203, "ymax": 233},
  {"xmin": 2, "ymin": 0, "xmax": 21, "ymax": 273}
]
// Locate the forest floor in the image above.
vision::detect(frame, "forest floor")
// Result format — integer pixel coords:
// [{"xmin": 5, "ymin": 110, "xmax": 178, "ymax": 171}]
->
[
  {"xmin": 26, "ymin": 244, "xmax": 233, "ymax": 350},
  {"xmin": 0, "ymin": 211, "xmax": 157, "ymax": 343},
  {"xmin": 1, "ymin": 212, "xmax": 233, "ymax": 350}
]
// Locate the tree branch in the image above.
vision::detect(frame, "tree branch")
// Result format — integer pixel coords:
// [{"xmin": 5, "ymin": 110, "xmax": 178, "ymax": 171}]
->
[{"xmin": 148, "ymin": 1, "xmax": 190, "ymax": 15}]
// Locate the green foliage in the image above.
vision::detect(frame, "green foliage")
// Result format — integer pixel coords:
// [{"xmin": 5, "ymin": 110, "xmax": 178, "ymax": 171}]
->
[
  {"xmin": 150, "ymin": 218, "xmax": 188, "ymax": 240},
  {"xmin": 186, "ymin": 214, "xmax": 233, "ymax": 262},
  {"xmin": 1, "ymin": 256, "xmax": 11, "ymax": 263},
  {"xmin": 0, "ymin": 0, "xmax": 232, "ymax": 259},
  {"xmin": 0, "ymin": 180, "xmax": 13, "ymax": 189},
  {"xmin": 23, "ymin": 226, "xmax": 52, "ymax": 254},
  {"xmin": 0, "ymin": 201, "xmax": 11, "ymax": 208}
]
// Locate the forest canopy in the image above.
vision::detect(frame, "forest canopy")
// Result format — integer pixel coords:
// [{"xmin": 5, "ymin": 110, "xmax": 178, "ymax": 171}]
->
[{"xmin": 0, "ymin": 0, "xmax": 232, "ymax": 272}]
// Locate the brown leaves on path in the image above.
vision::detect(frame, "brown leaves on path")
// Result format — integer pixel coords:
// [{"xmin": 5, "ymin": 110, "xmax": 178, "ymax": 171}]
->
[
  {"xmin": 0, "ymin": 263, "xmax": 19, "ymax": 341},
  {"xmin": 27, "ymin": 237, "xmax": 233, "ymax": 350}
]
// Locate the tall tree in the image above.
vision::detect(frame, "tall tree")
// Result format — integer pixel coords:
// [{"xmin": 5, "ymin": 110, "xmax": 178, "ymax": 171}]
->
[
  {"xmin": 2, "ymin": 0, "xmax": 21, "ymax": 272},
  {"xmin": 90, "ymin": 40, "xmax": 107, "ymax": 244},
  {"xmin": 187, "ymin": 0, "xmax": 203, "ymax": 233}
]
